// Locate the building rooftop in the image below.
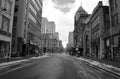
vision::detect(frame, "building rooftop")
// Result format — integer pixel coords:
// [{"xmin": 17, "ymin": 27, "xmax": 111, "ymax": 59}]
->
[{"xmin": 75, "ymin": 6, "xmax": 88, "ymax": 21}]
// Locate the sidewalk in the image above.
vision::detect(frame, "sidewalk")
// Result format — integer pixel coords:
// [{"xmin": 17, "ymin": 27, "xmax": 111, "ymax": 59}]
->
[
  {"xmin": 77, "ymin": 57, "xmax": 120, "ymax": 76},
  {"xmin": 82, "ymin": 56, "xmax": 120, "ymax": 68},
  {"xmin": 0, "ymin": 57, "xmax": 31, "ymax": 63},
  {"xmin": 0, "ymin": 55, "xmax": 49, "ymax": 69}
]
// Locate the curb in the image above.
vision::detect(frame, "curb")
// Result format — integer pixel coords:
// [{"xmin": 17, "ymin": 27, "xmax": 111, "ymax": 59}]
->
[
  {"xmin": 77, "ymin": 57, "xmax": 120, "ymax": 78},
  {"xmin": 0, "ymin": 59, "xmax": 29, "ymax": 69},
  {"xmin": 87, "ymin": 61, "xmax": 120, "ymax": 78},
  {"xmin": 0, "ymin": 55, "xmax": 49, "ymax": 69}
]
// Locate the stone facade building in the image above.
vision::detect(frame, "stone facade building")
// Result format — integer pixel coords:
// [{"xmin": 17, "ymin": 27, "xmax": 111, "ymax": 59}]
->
[
  {"xmin": 73, "ymin": 6, "xmax": 89, "ymax": 56},
  {"xmin": 109, "ymin": 0, "xmax": 120, "ymax": 60},
  {"xmin": 83, "ymin": 16, "xmax": 91, "ymax": 57},
  {"xmin": 90, "ymin": 1, "xmax": 109, "ymax": 59},
  {"xmin": 0, "ymin": 0, "xmax": 15, "ymax": 57}
]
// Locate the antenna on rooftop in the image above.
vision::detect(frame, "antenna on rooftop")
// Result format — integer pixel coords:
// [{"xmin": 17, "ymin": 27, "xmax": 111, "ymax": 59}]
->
[{"xmin": 81, "ymin": 1, "xmax": 82, "ymax": 7}]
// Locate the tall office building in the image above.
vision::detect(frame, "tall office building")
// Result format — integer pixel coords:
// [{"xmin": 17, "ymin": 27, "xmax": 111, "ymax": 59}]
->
[
  {"xmin": 12, "ymin": 0, "xmax": 43, "ymax": 56},
  {"xmin": 0, "ymin": 0, "xmax": 15, "ymax": 57},
  {"xmin": 46, "ymin": 21, "xmax": 55, "ymax": 34},
  {"xmin": 68, "ymin": 32, "xmax": 74, "ymax": 48},
  {"xmin": 41, "ymin": 17, "xmax": 55, "ymax": 34},
  {"xmin": 41, "ymin": 17, "xmax": 48, "ymax": 34}
]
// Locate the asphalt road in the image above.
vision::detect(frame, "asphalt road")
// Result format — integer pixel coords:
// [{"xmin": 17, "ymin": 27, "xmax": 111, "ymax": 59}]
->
[{"xmin": 0, "ymin": 54, "xmax": 120, "ymax": 79}]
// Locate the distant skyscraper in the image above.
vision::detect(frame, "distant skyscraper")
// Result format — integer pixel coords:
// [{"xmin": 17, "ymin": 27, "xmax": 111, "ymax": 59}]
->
[
  {"xmin": 41, "ymin": 17, "xmax": 48, "ymax": 34},
  {"xmin": 41, "ymin": 17, "xmax": 55, "ymax": 34},
  {"xmin": 46, "ymin": 21, "xmax": 55, "ymax": 34},
  {"xmin": 54, "ymin": 32, "xmax": 59, "ymax": 40},
  {"xmin": 68, "ymin": 32, "xmax": 74, "ymax": 48}
]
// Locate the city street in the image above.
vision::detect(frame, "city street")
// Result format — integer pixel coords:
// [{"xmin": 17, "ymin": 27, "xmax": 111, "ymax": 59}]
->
[
  {"xmin": 0, "ymin": 54, "xmax": 120, "ymax": 79},
  {"xmin": 1, "ymin": 0, "xmax": 120, "ymax": 79}
]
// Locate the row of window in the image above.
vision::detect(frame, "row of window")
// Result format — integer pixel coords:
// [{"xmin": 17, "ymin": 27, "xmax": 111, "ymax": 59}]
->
[
  {"xmin": 113, "ymin": 35, "xmax": 119, "ymax": 46},
  {"xmin": 36, "ymin": 0, "xmax": 42, "ymax": 8},
  {"xmin": 105, "ymin": 35, "xmax": 120, "ymax": 46},
  {"xmin": 110, "ymin": 0, "xmax": 117, "ymax": 11},
  {"xmin": 0, "ymin": 0, "xmax": 12, "ymax": 15},
  {"xmin": 28, "ymin": 13, "xmax": 37, "ymax": 23},
  {"xmin": 0, "ymin": 0, "xmax": 13, "ymax": 32},
  {"xmin": 92, "ymin": 30, "xmax": 100, "ymax": 40},
  {"xmin": 1, "ymin": 15, "xmax": 10, "ymax": 31},
  {"xmin": 29, "ymin": 0, "xmax": 42, "ymax": 24},
  {"xmin": 32, "ymin": 0, "xmax": 40, "ymax": 11},
  {"xmin": 0, "ymin": 0, "xmax": 14, "ymax": 32},
  {"xmin": 112, "ymin": 13, "xmax": 119, "ymax": 26},
  {"xmin": 92, "ymin": 16, "xmax": 100, "ymax": 29},
  {"xmin": 29, "ymin": 3, "xmax": 37, "ymax": 15}
]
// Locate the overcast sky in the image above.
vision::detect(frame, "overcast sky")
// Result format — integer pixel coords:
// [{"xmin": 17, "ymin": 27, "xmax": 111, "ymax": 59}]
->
[{"xmin": 42, "ymin": 0, "xmax": 108, "ymax": 48}]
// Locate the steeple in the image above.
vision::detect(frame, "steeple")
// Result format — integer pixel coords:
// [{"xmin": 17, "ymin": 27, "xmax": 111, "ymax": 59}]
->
[
  {"xmin": 75, "ymin": 5, "xmax": 88, "ymax": 21},
  {"xmin": 77, "ymin": 6, "xmax": 88, "ymax": 14}
]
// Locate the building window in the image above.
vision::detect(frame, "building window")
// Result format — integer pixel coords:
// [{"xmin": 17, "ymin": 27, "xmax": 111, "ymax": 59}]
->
[
  {"xmin": 14, "ymin": 5, "xmax": 18, "ymax": 12},
  {"xmin": 113, "ymin": 35, "xmax": 118, "ymax": 46},
  {"xmin": 92, "ymin": 16, "xmax": 100, "ymax": 29},
  {"xmin": 36, "ymin": 0, "xmax": 42, "ymax": 7},
  {"xmin": 104, "ymin": 14, "xmax": 110, "ymax": 30},
  {"xmin": 0, "ymin": 0, "xmax": 2, "ymax": 7},
  {"xmin": 28, "ymin": 13, "xmax": 37, "ymax": 23},
  {"xmin": 112, "ymin": 13, "xmax": 119, "ymax": 26},
  {"xmin": 1, "ymin": 16, "xmax": 10, "ymax": 31},
  {"xmin": 14, "ymin": 16, "xmax": 17, "ymax": 22},
  {"xmin": 32, "ymin": 0, "xmax": 40, "ymax": 10},
  {"xmin": 115, "ymin": 0, "xmax": 117, "ymax": 9},
  {"xmin": 4, "ymin": 0, "xmax": 12, "ymax": 14},
  {"xmin": 29, "ymin": 3, "xmax": 37, "ymax": 15},
  {"xmin": 110, "ymin": 0, "xmax": 117, "ymax": 11}
]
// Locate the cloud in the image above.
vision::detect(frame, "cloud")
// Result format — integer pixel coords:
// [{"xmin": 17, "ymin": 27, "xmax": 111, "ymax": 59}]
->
[
  {"xmin": 52, "ymin": 0, "xmax": 75, "ymax": 5},
  {"xmin": 52, "ymin": 0, "xmax": 75, "ymax": 13}
]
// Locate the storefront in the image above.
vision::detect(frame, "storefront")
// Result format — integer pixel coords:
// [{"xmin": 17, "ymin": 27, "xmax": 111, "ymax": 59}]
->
[
  {"xmin": 104, "ymin": 38, "xmax": 111, "ymax": 59},
  {"xmin": 112, "ymin": 35, "xmax": 120, "ymax": 60},
  {"xmin": 0, "ymin": 40, "xmax": 10, "ymax": 57},
  {"xmin": 91, "ymin": 38, "xmax": 100, "ymax": 58},
  {"xmin": 84, "ymin": 35, "xmax": 90, "ymax": 57}
]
